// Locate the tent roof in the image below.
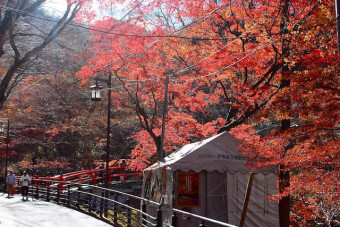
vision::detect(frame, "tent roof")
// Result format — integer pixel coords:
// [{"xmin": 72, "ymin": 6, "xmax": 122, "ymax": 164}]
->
[{"xmin": 146, "ymin": 132, "xmax": 276, "ymax": 174}]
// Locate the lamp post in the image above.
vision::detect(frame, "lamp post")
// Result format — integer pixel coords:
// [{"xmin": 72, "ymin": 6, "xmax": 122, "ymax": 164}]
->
[
  {"xmin": 159, "ymin": 74, "xmax": 170, "ymax": 161},
  {"xmin": 90, "ymin": 73, "xmax": 112, "ymax": 189},
  {"xmin": 0, "ymin": 119, "xmax": 9, "ymax": 192}
]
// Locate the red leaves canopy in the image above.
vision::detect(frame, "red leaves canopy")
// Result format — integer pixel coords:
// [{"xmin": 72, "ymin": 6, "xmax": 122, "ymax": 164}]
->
[{"xmin": 76, "ymin": 0, "xmax": 339, "ymax": 224}]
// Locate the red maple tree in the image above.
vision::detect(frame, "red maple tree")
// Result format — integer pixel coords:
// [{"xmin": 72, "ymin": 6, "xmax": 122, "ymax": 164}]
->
[{"xmin": 76, "ymin": 0, "xmax": 339, "ymax": 224}]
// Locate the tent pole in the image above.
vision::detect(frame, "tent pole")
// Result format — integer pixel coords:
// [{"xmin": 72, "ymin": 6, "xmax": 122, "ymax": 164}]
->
[{"xmin": 239, "ymin": 172, "xmax": 254, "ymax": 227}]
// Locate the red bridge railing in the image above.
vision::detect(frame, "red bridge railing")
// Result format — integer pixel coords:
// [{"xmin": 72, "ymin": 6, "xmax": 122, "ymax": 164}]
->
[{"xmin": 15, "ymin": 166, "xmax": 142, "ymax": 192}]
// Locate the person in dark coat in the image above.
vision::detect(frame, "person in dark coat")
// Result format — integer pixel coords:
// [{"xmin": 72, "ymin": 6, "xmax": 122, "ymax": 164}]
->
[
  {"xmin": 98, "ymin": 163, "xmax": 104, "ymax": 177},
  {"xmin": 20, "ymin": 171, "xmax": 31, "ymax": 201}
]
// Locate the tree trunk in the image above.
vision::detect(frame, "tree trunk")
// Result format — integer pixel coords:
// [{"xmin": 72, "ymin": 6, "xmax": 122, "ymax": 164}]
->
[{"xmin": 279, "ymin": 0, "xmax": 292, "ymax": 226}]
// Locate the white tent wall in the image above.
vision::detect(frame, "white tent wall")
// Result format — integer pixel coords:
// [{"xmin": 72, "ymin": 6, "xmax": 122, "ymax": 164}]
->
[
  {"xmin": 226, "ymin": 172, "xmax": 279, "ymax": 227},
  {"xmin": 206, "ymin": 172, "xmax": 229, "ymax": 223}
]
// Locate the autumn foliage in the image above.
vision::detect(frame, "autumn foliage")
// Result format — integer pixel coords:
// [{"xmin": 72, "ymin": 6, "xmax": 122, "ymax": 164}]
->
[
  {"xmin": 74, "ymin": 0, "xmax": 340, "ymax": 224},
  {"xmin": 0, "ymin": 0, "xmax": 336, "ymax": 225}
]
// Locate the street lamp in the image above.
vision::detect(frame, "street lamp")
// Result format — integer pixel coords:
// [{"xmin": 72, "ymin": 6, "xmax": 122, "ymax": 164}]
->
[
  {"xmin": 90, "ymin": 72, "xmax": 112, "ymax": 189},
  {"xmin": 0, "ymin": 119, "xmax": 9, "ymax": 192},
  {"xmin": 90, "ymin": 81, "xmax": 103, "ymax": 101}
]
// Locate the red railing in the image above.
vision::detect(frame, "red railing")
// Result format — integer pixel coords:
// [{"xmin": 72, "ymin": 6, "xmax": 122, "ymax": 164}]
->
[{"xmin": 15, "ymin": 167, "xmax": 142, "ymax": 192}]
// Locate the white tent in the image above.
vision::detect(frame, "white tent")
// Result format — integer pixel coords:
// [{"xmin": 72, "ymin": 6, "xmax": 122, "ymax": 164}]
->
[{"xmin": 143, "ymin": 132, "xmax": 279, "ymax": 227}]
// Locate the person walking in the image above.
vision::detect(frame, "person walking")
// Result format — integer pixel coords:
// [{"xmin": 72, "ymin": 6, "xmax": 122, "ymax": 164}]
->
[
  {"xmin": 98, "ymin": 163, "xmax": 104, "ymax": 177},
  {"xmin": 6, "ymin": 170, "xmax": 16, "ymax": 198},
  {"xmin": 20, "ymin": 171, "xmax": 31, "ymax": 201}
]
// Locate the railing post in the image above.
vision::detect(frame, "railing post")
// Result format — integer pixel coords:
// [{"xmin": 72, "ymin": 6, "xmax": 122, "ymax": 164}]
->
[
  {"xmin": 92, "ymin": 173, "xmax": 97, "ymax": 185},
  {"xmin": 67, "ymin": 185, "xmax": 70, "ymax": 207},
  {"xmin": 59, "ymin": 174, "xmax": 64, "ymax": 195},
  {"xmin": 35, "ymin": 180, "xmax": 39, "ymax": 199},
  {"xmin": 171, "ymin": 211, "xmax": 177, "ymax": 227},
  {"xmin": 104, "ymin": 189, "xmax": 108, "ymax": 218},
  {"xmin": 142, "ymin": 200, "xmax": 147, "ymax": 225},
  {"xmin": 56, "ymin": 183, "xmax": 60, "ymax": 204},
  {"xmin": 100, "ymin": 190, "xmax": 104, "ymax": 218},
  {"xmin": 34, "ymin": 174, "xmax": 39, "ymax": 199},
  {"xmin": 127, "ymin": 198, "xmax": 131, "ymax": 226},
  {"xmin": 31, "ymin": 177, "xmax": 34, "ymax": 200},
  {"xmin": 46, "ymin": 184, "xmax": 50, "ymax": 202},
  {"xmin": 108, "ymin": 172, "xmax": 112, "ymax": 184},
  {"xmin": 156, "ymin": 205, "xmax": 162, "ymax": 227},
  {"xmin": 114, "ymin": 194, "xmax": 118, "ymax": 225},
  {"xmin": 199, "ymin": 221, "xmax": 207, "ymax": 227},
  {"xmin": 88, "ymin": 188, "xmax": 93, "ymax": 213},
  {"xmin": 77, "ymin": 186, "xmax": 81, "ymax": 208}
]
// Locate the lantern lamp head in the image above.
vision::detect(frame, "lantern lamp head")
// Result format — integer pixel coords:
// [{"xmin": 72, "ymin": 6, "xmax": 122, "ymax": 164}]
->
[{"xmin": 90, "ymin": 81, "xmax": 103, "ymax": 101}]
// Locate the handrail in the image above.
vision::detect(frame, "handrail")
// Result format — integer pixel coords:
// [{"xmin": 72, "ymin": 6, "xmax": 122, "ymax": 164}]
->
[
  {"xmin": 33, "ymin": 179, "xmax": 160, "ymax": 206},
  {"xmin": 29, "ymin": 166, "xmax": 138, "ymax": 181},
  {"xmin": 28, "ymin": 178, "xmax": 237, "ymax": 227},
  {"xmin": 172, "ymin": 208, "xmax": 237, "ymax": 227},
  {"xmin": 79, "ymin": 189, "xmax": 156, "ymax": 220},
  {"xmin": 28, "ymin": 179, "xmax": 161, "ymax": 227}
]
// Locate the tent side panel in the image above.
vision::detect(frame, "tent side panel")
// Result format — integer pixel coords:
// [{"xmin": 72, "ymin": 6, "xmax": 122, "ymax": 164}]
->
[
  {"xmin": 227, "ymin": 172, "xmax": 279, "ymax": 227},
  {"xmin": 175, "ymin": 171, "xmax": 207, "ymax": 227},
  {"xmin": 206, "ymin": 172, "xmax": 229, "ymax": 225}
]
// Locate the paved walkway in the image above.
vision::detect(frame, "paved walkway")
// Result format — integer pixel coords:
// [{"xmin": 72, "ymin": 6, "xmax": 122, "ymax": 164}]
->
[{"xmin": 0, "ymin": 194, "xmax": 110, "ymax": 227}]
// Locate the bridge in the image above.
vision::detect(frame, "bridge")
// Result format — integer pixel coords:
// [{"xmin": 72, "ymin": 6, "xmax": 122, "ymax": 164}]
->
[
  {"xmin": 3, "ymin": 168, "xmax": 236, "ymax": 227},
  {"xmin": 18, "ymin": 166, "xmax": 142, "ymax": 186}
]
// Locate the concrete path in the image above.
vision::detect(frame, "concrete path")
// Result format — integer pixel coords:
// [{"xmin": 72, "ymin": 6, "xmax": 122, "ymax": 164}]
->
[{"xmin": 0, "ymin": 194, "xmax": 110, "ymax": 227}]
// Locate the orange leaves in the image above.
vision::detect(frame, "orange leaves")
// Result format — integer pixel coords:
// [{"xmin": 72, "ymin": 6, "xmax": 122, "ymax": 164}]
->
[
  {"xmin": 75, "ymin": 2, "xmax": 339, "ymax": 223},
  {"xmin": 18, "ymin": 160, "xmax": 72, "ymax": 169},
  {"xmin": 128, "ymin": 110, "xmax": 225, "ymax": 170},
  {"xmin": 290, "ymin": 169, "xmax": 340, "ymax": 225}
]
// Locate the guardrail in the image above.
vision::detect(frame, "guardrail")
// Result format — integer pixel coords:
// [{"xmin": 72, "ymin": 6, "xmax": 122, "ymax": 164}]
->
[
  {"xmin": 29, "ymin": 179, "xmax": 161, "ymax": 227},
  {"xmin": 14, "ymin": 167, "xmax": 142, "ymax": 186},
  {"xmin": 26, "ymin": 179, "xmax": 237, "ymax": 227}
]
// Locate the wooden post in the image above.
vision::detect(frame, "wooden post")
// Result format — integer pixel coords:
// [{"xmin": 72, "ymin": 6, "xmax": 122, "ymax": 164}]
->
[
  {"xmin": 56, "ymin": 183, "xmax": 60, "ymax": 204},
  {"xmin": 88, "ymin": 188, "xmax": 93, "ymax": 212},
  {"xmin": 77, "ymin": 186, "xmax": 81, "ymax": 208},
  {"xmin": 239, "ymin": 172, "xmax": 254, "ymax": 227},
  {"xmin": 47, "ymin": 184, "xmax": 50, "ymax": 202},
  {"xmin": 114, "ymin": 194, "xmax": 118, "ymax": 225},
  {"xmin": 127, "ymin": 198, "xmax": 132, "ymax": 226},
  {"xmin": 156, "ymin": 205, "xmax": 162, "ymax": 227},
  {"xmin": 100, "ymin": 190, "xmax": 104, "ymax": 218},
  {"xmin": 67, "ymin": 185, "xmax": 70, "ymax": 207},
  {"xmin": 142, "ymin": 200, "xmax": 147, "ymax": 225},
  {"xmin": 171, "ymin": 211, "xmax": 177, "ymax": 227}
]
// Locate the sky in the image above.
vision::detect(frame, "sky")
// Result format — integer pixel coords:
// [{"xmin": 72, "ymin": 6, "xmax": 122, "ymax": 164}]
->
[
  {"xmin": 42, "ymin": 0, "xmax": 128, "ymax": 21},
  {"xmin": 42, "ymin": 0, "xmax": 68, "ymax": 17}
]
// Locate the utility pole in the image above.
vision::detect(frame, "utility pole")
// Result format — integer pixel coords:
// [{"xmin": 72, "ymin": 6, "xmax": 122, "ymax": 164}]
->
[
  {"xmin": 336, "ymin": 0, "xmax": 340, "ymax": 53},
  {"xmin": 4, "ymin": 120, "xmax": 9, "ymax": 193},
  {"xmin": 160, "ymin": 74, "xmax": 170, "ymax": 161},
  {"xmin": 105, "ymin": 72, "xmax": 112, "ymax": 189}
]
